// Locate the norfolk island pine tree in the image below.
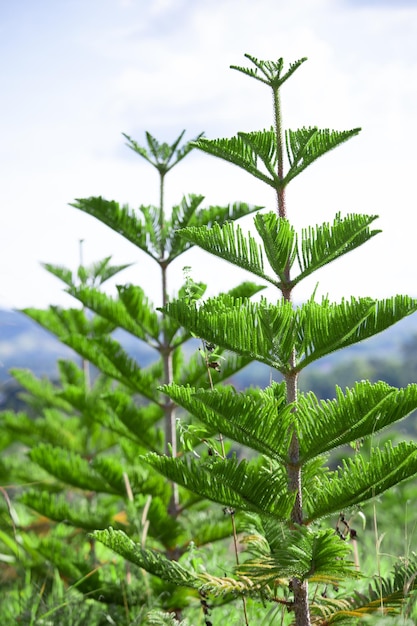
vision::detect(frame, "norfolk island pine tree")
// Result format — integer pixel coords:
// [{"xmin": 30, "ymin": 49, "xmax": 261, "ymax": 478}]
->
[
  {"xmin": 89, "ymin": 55, "xmax": 417, "ymax": 625},
  {"xmin": 0, "ymin": 133, "xmax": 266, "ymax": 622}
]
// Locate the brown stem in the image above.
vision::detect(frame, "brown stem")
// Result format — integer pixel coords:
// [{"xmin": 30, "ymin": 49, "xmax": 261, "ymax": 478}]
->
[
  {"xmin": 286, "ymin": 363, "xmax": 310, "ymax": 625},
  {"xmin": 159, "ymin": 165, "xmax": 179, "ymax": 513},
  {"xmin": 273, "ymin": 79, "xmax": 311, "ymax": 625}
]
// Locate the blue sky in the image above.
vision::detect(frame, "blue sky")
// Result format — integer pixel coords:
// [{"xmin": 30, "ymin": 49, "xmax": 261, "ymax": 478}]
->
[{"xmin": 1, "ymin": 0, "xmax": 417, "ymax": 310}]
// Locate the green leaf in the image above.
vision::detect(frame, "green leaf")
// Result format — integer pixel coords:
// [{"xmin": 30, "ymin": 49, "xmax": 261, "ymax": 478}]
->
[
  {"xmin": 90, "ymin": 457, "xmax": 167, "ymax": 503},
  {"xmin": 285, "ymin": 126, "xmax": 361, "ymax": 184},
  {"xmin": 140, "ymin": 203, "xmax": 166, "ymax": 256},
  {"xmin": 22, "ymin": 306, "xmax": 89, "ymax": 339},
  {"xmin": 178, "ymin": 221, "xmax": 278, "ymax": 287},
  {"xmin": 305, "ymin": 441, "xmax": 417, "ymax": 521},
  {"xmin": 22, "ymin": 305, "xmax": 116, "ymax": 341},
  {"xmin": 172, "ymin": 200, "xmax": 264, "ymax": 264},
  {"xmin": 194, "ymin": 124, "xmax": 359, "ymax": 191},
  {"xmin": 253, "ymin": 212, "xmax": 297, "ymax": 284},
  {"xmin": 42, "ymin": 263, "xmax": 74, "ymax": 287},
  {"xmin": 168, "ymin": 194, "xmax": 205, "ymax": 259},
  {"xmin": 9, "ymin": 369, "xmax": 73, "ymax": 412},
  {"xmin": 194, "ymin": 131, "xmax": 280, "ymax": 187},
  {"xmin": 238, "ymin": 128, "xmax": 280, "ymax": 180},
  {"xmin": 57, "ymin": 359, "xmax": 85, "ymax": 386},
  {"xmin": 190, "ymin": 200, "xmax": 264, "ymax": 230},
  {"xmin": 20, "ymin": 491, "xmax": 119, "ymax": 530},
  {"xmin": 179, "ymin": 212, "xmax": 380, "ymax": 290},
  {"xmin": 225, "ymin": 281, "xmax": 266, "ymax": 299},
  {"xmin": 163, "ymin": 383, "xmax": 293, "ymax": 464},
  {"xmin": 178, "ymin": 349, "xmax": 253, "ymax": 388},
  {"xmin": 45, "ymin": 256, "xmax": 132, "ymax": 290},
  {"xmin": 296, "ymin": 295, "xmax": 417, "ymax": 370},
  {"xmin": 29, "ymin": 444, "xmax": 117, "ymax": 493},
  {"xmin": 86, "ymin": 255, "xmax": 133, "ymax": 286},
  {"xmin": 67, "ymin": 285, "xmax": 160, "ymax": 344},
  {"xmin": 161, "ymin": 295, "xmax": 295, "ymax": 371},
  {"xmin": 230, "ymin": 54, "xmax": 307, "ymax": 89},
  {"xmin": 297, "ymin": 381, "xmax": 417, "ymax": 462},
  {"xmin": 62, "ymin": 334, "xmax": 160, "ymax": 400},
  {"xmin": 144, "ymin": 453, "xmax": 295, "ymax": 519},
  {"xmin": 101, "ymin": 389, "xmax": 163, "ymax": 449},
  {"xmin": 36, "ymin": 537, "xmax": 92, "ymax": 580},
  {"xmin": 294, "ymin": 213, "xmax": 381, "ymax": 284},
  {"xmin": 92, "ymin": 528, "xmax": 199, "ymax": 587},
  {"xmin": 145, "ymin": 497, "xmax": 185, "ymax": 547},
  {"xmin": 191, "ymin": 515, "xmax": 239, "ymax": 546},
  {"xmin": 238, "ymin": 525, "xmax": 355, "ymax": 585},
  {"xmin": 70, "ymin": 196, "xmax": 160, "ymax": 260},
  {"xmin": 123, "ymin": 129, "xmax": 203, "ymax": 174},
  {"xmin": 2, "ymin": 409, "xmax": 80, "ymax": 451},
  {"xmin": 162, "ymin": 294, "xmax": 417, "ymax": 374}
]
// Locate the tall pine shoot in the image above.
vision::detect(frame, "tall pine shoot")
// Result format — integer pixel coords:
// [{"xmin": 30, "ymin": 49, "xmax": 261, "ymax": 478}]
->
[{"xmin": 93, "ymin": 55, "xmax": 417, "ymax": 624}]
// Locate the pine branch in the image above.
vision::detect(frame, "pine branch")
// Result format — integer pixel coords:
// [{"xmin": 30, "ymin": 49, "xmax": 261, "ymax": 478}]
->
[
  {"xmin": 294, "ymin": 213, "xmax": 381, "ymax": 285},
  {"xmin": 161, "ymin": 295, "xmax": 295, "ymax": 371},
  {"xmin": 177, "ymin": 350, "xmax": 253, "ymax": 388},
  {"xmin": 70, "ymin": 196, "xmax": 160, "ymax": 260},
  {"xmin": 304, "ymin": 441, "xmax": 417, "ymax": 521},
  {"xmin": 237, "ymin": 526, "xmax": 356, "ymax": 586},
  {"xmin": 170, "ymin": 197, "xmax": 264, "ymax": 261},
  {"xmin": 57, "ymin": 359, "xmax": 85, "ymax": 386},
  {"xmin": 253, "ymin": 212, "xmax": 297, "ymax": 285},
  {"xmin": 22, "ymin": 306, "xmax": 116, "ymax": 343},
  {"xmin": 19, "ymin": 491, "xmax": 120, "ymax": 530},
  {"xmin": 29, "ymin": 444, "xmax": 117, "ymax": 493},
  {"xmin": 322, "ymin": 554, "xmax": 417, "ymax": 622},
  {"xmin": 168, "ymin": 194, "xmax": 206, "ymax": 259},
  {"xmin": 144, "ymin": 453, "xmax": 295, "ymax": 519},
  {"xmin": 42, "ymin": 263, "xmax": 74, "ymax": 287},
  {"xmin": 296, "ymin": 295, "xmax": 417, "ymax": 370},
  {"xmin": 297, "ymin": 381, "xmax": 417, "ymax": 462},
  {"xmin": 285, "ymin": 127, "xmax": 361, "ymax": 184},
  {"xmin": 230, "ymin": 54, "xmax": 307, "ymax": 89},
  {"xmin": 101, "ymin": 389, "xmax": 163, "ymax": 449},
  {"xmin": 92, "ymin": 528, "xmax": 199, "ymax": 587},
  {"xmin": 178, "ymin": 221, "xmax": 279, "ymax": 287},
  {"xmin": 162, "ymin": 382, "xmax": 293, "ymax": 464},
  {"xmin": 193, "ymin": 132, "xmax": 280, "ymax": 187},
  {"xmin": 67, "ymin": 285, "xmax": 160, "ymax": 344},
  {"xmin": 123, "ymin": 129, "xmax": 203, "ymax": 173},
  {"xmin": 2, "ymin": 409, "xmax": 78, "ymax": 451},
  {"xmin": 9, "ymin": 369, "xmax": 73, "ymax": 412},
  {"xmin": 62, "ymin": 334, "xmax": 160, "ymax": 401}
]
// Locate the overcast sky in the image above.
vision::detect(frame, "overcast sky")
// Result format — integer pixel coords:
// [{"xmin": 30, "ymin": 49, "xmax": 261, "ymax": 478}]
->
[{"xmin": 1, "ymin": 0, "xmax": 417, "ymax": 312}]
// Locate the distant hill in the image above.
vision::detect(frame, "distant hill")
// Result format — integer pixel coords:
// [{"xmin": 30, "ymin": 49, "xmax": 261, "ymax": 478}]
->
[{"xmin": 1, "ymin": 306, "xmax": 417, "ymax": 385}]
